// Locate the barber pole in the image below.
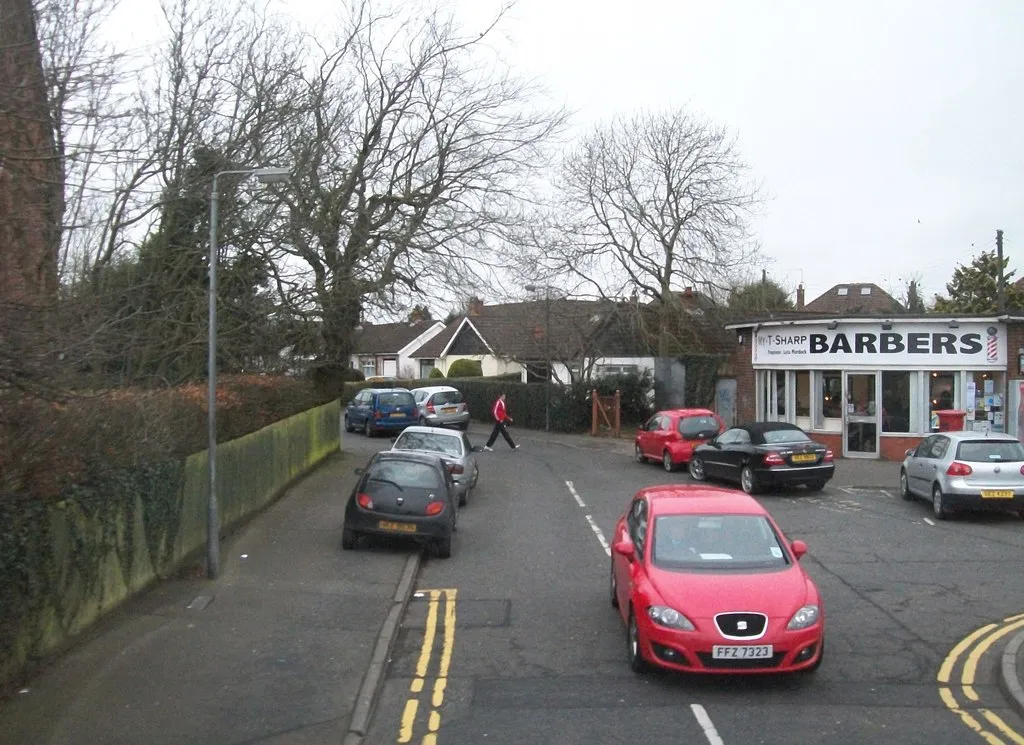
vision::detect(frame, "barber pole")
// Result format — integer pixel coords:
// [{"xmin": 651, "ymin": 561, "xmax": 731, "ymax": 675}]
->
[{"xmin": 986, "ymin": 326, "xmax": 998, "ymax": 363}]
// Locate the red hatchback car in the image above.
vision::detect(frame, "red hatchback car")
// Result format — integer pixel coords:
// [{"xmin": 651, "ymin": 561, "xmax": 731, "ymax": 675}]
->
[
  {"xmin": 635, "ymin": 408, "xmax": 725, "ymax": 472},
  {"xmin": 610, "ymin": 485, "xmax": 824, "ymax": 675}
]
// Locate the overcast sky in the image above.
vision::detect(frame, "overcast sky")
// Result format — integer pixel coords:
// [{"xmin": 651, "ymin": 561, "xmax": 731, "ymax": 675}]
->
[{"xmin": 108, "ymin": 0, "xmax": 1024, "ymax": 306}]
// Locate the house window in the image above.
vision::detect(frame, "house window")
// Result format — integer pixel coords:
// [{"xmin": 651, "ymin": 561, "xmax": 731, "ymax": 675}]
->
[
  {"xmin": 860, "ymin": 287, "xmax": 871, "ymax": 295},
  {"xmin": 881, "ymin": 372, "xmax": 911, "ymax": 433},
  {"xmin": 361, "ymin": 357, "xmax": 376, "ymax": 377},
  {"xmin": 597, "ymin": 364, "xmax": 639, "ymax": 377},
  {"xmin": 837, "ymin": 287, "xmax": 848, "ymax": 296},
  {"xmin": 419, "ymin": 359, "xmax": 435, "ymax": 378}
]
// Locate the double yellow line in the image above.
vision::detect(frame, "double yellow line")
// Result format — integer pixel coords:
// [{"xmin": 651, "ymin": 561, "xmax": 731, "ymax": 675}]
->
[
  {"xmin": 938, "ymin": 612, "xmax": 1024, "ymax": 745},
  {"xmin": 398, "ymin": 589, "xmax": 458, "ymax": 745}
]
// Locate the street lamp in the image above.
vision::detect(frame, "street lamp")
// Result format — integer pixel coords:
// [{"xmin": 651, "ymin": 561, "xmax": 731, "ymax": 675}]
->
[
  {"xmin": 525, "ymin": 283, "xmax": 552, "ymax": 432},
  {"xmin": 207, "ymin": 165, "xmax": 291, "ymax": 580}
]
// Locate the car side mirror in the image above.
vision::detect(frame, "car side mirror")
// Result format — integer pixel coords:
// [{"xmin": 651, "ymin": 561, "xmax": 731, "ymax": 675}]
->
[
  {"xmin": 790, "ymin": 539, "xmax": 808, "ymax": 560},
  {"xmin": 354, "ymin": 467, "xmax": 364, "ymax": 475},
  {"xmin": 905, "ymin": 448, "xmax": 915, "ymax": 457},
  {"xmin": 613, "ymin": 539, "xmax": 635, "ymax": 559}
]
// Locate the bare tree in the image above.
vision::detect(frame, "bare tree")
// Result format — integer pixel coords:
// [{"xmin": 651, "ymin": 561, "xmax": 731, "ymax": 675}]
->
[
  {"xmin": 535, "ymin": 108, "xmax": 763, "ymax": 356},
  {"xmin": 258, "ymin": 1, "xmax": 567, "ymax": 369}
]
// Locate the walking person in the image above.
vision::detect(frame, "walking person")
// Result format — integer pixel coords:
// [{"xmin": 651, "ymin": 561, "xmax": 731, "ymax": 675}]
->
[{"xmin": 484, "ymin": 392, "xmax": 519, "ymax": 451}]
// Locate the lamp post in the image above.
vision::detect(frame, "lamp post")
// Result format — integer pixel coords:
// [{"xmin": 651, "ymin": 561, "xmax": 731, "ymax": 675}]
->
[
  {"xmin": 525, "ymin": 283, "xmax": 552, "ymax": 432},
  {"xmin": 207, "ymin": 165, "xmax": 291, "ymax": 580}
]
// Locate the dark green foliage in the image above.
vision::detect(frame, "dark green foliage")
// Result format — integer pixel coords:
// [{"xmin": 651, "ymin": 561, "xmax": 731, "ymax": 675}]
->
[
  {"xmin": 679, "ymin": 353, "xmax": 724, "ymax": 409},
  {"xmin": 428, "ymin": 367, "xmax": 445, "ymax": 379},
  {"xmin": 309, "ymin": 363, "xmax": 365, "ymax": 399},
  {"xmin": 727, "ymin": 278, "xmax": 794, "ymax": 313},
  {"xmin": 446, "ymin": 359, "xmax": 483, "ymax": 377},
  {"xmin": 933, "ymin": 250, "xmax": 1024, "ymax": 313}
]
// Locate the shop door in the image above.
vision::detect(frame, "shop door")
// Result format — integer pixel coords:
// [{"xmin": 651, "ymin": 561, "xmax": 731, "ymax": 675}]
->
[
  {"xmin": 761, "ymin": 370, "xmax": 786, "ymax": 421},
  {"xmin": 844, "ymin": 372, "xmax": 879, "ymax": 457}
]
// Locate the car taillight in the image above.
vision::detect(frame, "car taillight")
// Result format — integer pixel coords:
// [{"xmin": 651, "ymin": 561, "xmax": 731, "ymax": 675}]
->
[
  {"xmin": 1020, "ymin": 465, "xmax": 1024, "ymax": 476},
  {"xmin": 763, "ymin": 452, "xmax": 785, "ymax": 466},
  {"xmin": 356, "ymin": 493, "xmax": 374, "ymax": 509},
  {"xmin": 447, "ymin": 463, "xmax": 464, "ymax": 475},
  {"xmin": 946, "ymin": 461, "xmax": 973, "ymax": 477},
  {"xmin": 374, "ymin": 409, "xmax": 382, "ymax": 419},
  {"xmin": 425, "ymin": 501, "xmax": 445, "ymax": 516},
  {"xmin": 426, "ymin": 402, "xmax": 435, "ymax": 413},
  {"xmin": 824, "ymin": 449, "xmax": 834, "ymax": 462}
]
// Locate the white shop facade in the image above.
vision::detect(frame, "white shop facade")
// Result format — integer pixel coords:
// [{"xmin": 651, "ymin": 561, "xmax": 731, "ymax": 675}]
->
[{"xmin": 726, "ymin": 316, "xmax": 1013, "ymax": 461}]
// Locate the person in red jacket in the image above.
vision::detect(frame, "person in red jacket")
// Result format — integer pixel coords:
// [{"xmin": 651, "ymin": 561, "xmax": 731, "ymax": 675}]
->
[{"xmin": 483, "ymin": 392, "xmax": 519, "ymax": 451}]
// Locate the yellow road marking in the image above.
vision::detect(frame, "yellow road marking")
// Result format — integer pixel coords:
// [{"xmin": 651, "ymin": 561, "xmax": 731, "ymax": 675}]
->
[
  {"xmin": 396, "ymin": 589, "xmax": 458, "ymax": 745},
  {"xmin": 963, "ymin": 619, "xmax": 1024, "ymax": 686},
  {"xmin": 939, "ymin": 623, "xmax": 997, "ymax": 683},
  {"xmin": 940, "ymin": 687, "xmax": 1006, "ymax": 745},
  {"xmin": 983, "ymin": 710, "xmax": 1024, "ymax": 745},
  {"xmin": 1006, "ymin": 612, "xmax": 1024, "ymax": 623}
]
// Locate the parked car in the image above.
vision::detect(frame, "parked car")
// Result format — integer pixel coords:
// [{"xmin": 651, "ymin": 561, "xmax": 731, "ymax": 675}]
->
[
  {"xmin": 390, "ymin": 425, "xmax": 482, "ymax": 506},
  {"xmin": 634, "ymin": 408, "xmax": 725, "ymax": 472},
  {"xmin": 342, "ymin": 450, "xmax": 458, "ymax": 557},
  {"xmin": 899, "ymin": 430, "xmax": 1024, "ymax": 520},
  {"xmin": 344, "ymin": 387, "xmax": 418, "ymax": 437},
  {"xmin": 610, "ymin": 484, "xmax": 824, "ymax": 675},
  {"xmin": 688, "ymin": 422, "xmax": 835, "ymax": 494},
  {"xmin": 411, "ymin": 385, "xmax": 471, "ymax": 430}
]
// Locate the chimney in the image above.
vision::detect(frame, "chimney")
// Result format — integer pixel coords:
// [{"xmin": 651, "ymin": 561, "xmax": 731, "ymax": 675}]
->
[
  {"xmin": 796, "ymin": 284, "xmax": 805, "ymax": 310},
  {"xmin": 468, "ymin": 297, "xmax": 484, "ymax": 316}
]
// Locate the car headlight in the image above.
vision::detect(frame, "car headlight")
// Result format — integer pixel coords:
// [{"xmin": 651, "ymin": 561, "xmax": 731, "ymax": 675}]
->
[
  {"xmin": 787, "ymin": 605, "xmax": 820, "ymax": 630},
  {"xmin": 647, "ymin": 605, "xmax": 696, "ymax": 631}
]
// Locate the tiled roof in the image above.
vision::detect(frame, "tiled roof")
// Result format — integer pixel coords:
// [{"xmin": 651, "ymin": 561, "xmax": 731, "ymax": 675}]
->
[
  {"xmin": 353, "ymin": 321, "xmax": 440, "ymax": 355},
  {"xmin": 803, "ymin": 283, "xmax": 905, "ymax": 314}
]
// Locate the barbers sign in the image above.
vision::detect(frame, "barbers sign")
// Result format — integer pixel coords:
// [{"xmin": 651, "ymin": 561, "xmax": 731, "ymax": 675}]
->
[{"xmin": 752, "ymin": 322, "xmax": 1006, "ymax": 368}]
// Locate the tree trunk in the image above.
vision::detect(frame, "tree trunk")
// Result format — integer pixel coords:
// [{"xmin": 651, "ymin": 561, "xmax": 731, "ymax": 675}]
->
[{"xmin": 319, "ymin": 281, "xmax": 362, "ymax": 367}]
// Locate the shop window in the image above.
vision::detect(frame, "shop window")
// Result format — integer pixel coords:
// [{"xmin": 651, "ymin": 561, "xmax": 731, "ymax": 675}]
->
[
  {"xmin": 795, "ymin": 371, "xmax": 810, "ymax": 417},
  {"xmin": 881, "ymin": 372, "xmax": 911, "ymax": 433},
  {"xmin": 774, "ymin": 372, "xmax": 786, "ymax": 417},
  {"xmin": 814, "ymin": 371, "xmax": 842, "ymax": 428},
  {"xmin": 928, "ymin": 372, "xmax": 957, "ymax": 431},
  {"xmin": 966, "ymin": 371, "xmax": 1004, "ymax": 432}
]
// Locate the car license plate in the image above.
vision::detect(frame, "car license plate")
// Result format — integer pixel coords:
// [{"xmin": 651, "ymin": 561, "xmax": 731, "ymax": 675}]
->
[
  {"xmin": 443, "ymin": 406, "xmax": 456, "ymax": 413},
  {"xmin": 378, "ymin": 520, "xmax": 417, "ymax": 533},
  {"xmin": 712, "ymin": 645, "xmax": 773, "ymax": 660},
  {"xmin": 791, "ymin": 453, "xmax": 816, "ymax": 463},
  {"xmin": 390, "ymin": 412, "xmax": 406, "ymax": 417},
  {"xmin": 981, "ymin": 490, "xmax": 1014, "ymax": 499}
]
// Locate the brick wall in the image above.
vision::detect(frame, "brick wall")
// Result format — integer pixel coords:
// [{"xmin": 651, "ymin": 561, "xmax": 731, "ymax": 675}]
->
[{"xmin": 726, "ymin": 329, "xmax": 757, "ymax": 423}]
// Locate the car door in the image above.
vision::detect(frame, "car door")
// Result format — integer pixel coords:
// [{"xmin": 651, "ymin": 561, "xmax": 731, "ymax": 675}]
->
[
  {"xmin": 614, "ymin": 498, "xmax": 648, "ymax": 611},
  {"xmin": 637, "ymin": 415, "xmax": 659, "ymax": 458},
  {"xmin": 906, "ymin": 435, "xmax": 937, "ymax": 495},
  {"xmin": 704, "ymin": 428, "xmax": 739, "ymax": 480},
  {"xmin": 461, "ymin": 432, "xmax": 479, "ymax": 484},
  {"xmin": 350, "ymin": 390, "xmax": 367, "ymax": 426},
  {"xmin": 719, "ymin": 427, "xmax": 753, "ymax": 484}
]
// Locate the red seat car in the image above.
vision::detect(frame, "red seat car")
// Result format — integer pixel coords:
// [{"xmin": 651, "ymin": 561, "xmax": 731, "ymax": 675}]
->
[
  {"xmin": 634, "ymin": 408, "xmax": 725, "ymax": 472},
  {"xmin": 610, "ymin": 484, "xmax": 824, "ymax": 675}
]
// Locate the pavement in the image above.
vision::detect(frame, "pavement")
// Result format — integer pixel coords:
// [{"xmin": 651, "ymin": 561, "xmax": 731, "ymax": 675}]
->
[{"xmin": 0, "ymin": 427, "xmax": 1022, "ymax": 745}]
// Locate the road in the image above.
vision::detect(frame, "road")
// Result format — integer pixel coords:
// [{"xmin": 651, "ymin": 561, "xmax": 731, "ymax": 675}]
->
[{"xmin": 344, "ymin": 427, "xmax": 1024, "ymax": 745}]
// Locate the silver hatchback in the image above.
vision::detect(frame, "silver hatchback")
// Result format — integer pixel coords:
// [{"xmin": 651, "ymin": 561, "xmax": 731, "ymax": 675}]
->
[
  {"xmin": 899, "ymin": 430, "xmax": 1024, "ymax": 520},
  {"xmin": 411, "ymin": 386, "xmax": 471, "ymax": 430},
  {"xmin": 390, "ymin": 425, "xmax": 482, "ymax": 506}
]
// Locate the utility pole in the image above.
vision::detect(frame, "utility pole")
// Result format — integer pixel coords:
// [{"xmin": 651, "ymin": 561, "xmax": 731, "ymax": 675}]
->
[{"xmin": 997, "ymin": 229, "xmax": 1006, "ymax": 315}]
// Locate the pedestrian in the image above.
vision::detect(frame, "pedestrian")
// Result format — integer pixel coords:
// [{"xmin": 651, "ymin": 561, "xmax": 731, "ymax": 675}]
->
[{"xmin": 484, "ymin": 392, "xmax": 519, "ymax": 451}]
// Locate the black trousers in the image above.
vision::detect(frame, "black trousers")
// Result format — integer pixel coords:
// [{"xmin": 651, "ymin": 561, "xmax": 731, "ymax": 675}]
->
[{"xmin": 486, "ymin": 420, "xmax": 516, "ymax": 448}]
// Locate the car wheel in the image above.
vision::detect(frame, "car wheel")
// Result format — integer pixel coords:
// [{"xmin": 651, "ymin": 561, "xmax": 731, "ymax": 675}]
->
[
  {"xmin": 627, "ymin": 608, "xmax": 652, "ymax": 674},
  {"xmin": 741, "ymin": 465, "xmax": 760, "ymax": 495},
  {"xmin": 662, "ymin": 451, "xmax": 676, "ymax": 472},
  {"xmin": 341, "ymin": 527, "xmax": 357, "ymax": 550},
  {"xmin": 436, "ymin": 532, "xmax": 453, "ymax": 559},
  {"xmin": 688, "ymin": 457, "xmax": 706, "ymax": 482},
  {"xmin": 610, "ymin": 561, "xmax": 619, "ymax": 608},
  {"xmin": 899, "ymin": 470, "xmax": 913, "ymax": 500},
  {"xmin": 366, "ymin": 419, "xmax": 377, "ymax": 437},
  {"xmin": 344, "ymin": 416, "xmax": 355, "ymax": 433},
  {"xmin": 932, "ymin": 484, "xmax": 949, "ymax": 520},
  {"xmin": 805, "ymin": 481, "xmax": 826, "ymax": 493},
  {"xmin": 634, "ymin": 444, "xmax": 646, "ymax": 464}
]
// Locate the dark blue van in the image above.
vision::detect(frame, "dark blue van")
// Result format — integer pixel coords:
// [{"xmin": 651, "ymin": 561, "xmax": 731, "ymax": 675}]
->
[{"xmin": 344, "ymin": 388, "xmax": 418, "ymax": 437}]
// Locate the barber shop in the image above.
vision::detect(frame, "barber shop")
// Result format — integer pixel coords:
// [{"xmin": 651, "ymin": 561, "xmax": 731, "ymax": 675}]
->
[{"xmin": 726, "ymin": 316, "xmax": 1024, "ymax": 460}]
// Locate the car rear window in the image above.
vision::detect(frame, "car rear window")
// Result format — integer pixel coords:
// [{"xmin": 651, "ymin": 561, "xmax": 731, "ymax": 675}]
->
[
  {"xmin": 652, "ymin": 515, "xmax": 789, "ymax": 571},
  {"xmin": 956, "ymin": 440, "xmax": 1024, "ymax": 462},
  {"xmin": 369, "ymin": 460, "xmax": 442, "ymax": 489},
  {"xmin": 430, "ymin": 390, "xmax": 464, "ymax": 405},
  {"xmin": 678, "ymin": 415, "xmax": 719, "ymax": 439},
  {"xmin": 394, "ymin": 431, "xmax": 463, "ymax": 457},
  {"xmin": 378, "ymin": 391, "xmax": 414, "ymax": 406},
  {"xmin": 761, "ymin": 428, "xmax": 811, "ymax": 444}
]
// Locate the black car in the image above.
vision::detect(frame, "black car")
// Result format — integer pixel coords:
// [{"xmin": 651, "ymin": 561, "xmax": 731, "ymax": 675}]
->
[
  {"xmin": 687, "ymin": 422, "xmax": 835, "ymax": 494},
  {"xmin": 342, "ymin": 450, "xmax": 458, "ymax": 557}
]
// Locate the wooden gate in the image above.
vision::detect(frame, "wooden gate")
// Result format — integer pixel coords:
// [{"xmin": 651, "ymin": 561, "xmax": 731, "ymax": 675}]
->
[{"xmin": 590, "ymin": 389, "xmax": 621, "ymax": 437}]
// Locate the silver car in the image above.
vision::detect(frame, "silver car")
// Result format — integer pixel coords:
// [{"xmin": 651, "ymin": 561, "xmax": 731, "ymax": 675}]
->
[
  {"xmin": 390, "ymin": 425, "xmax": 481, "ymax": 506},
  {"xmin": 411, "ymin": 386, "xmax": 471, "ymax": 430},
  {"xmin": 899, "ymin": 430, "xmax": 1024, "ymax": 520}
]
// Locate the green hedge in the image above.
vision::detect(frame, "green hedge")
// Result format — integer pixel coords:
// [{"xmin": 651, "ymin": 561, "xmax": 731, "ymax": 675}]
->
[{"xmin": 446, "ymin": 359, "xmax": 483, "ymax": 377}]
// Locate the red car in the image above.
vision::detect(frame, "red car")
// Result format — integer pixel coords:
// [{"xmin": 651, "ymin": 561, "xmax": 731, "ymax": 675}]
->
[
  {"xmin": 610, "ymin": 484, "xmax": 824, "ymax": 675},
  {"xmin": 635, "ymin": 408, "xmax": 725, "ymax": 472}
]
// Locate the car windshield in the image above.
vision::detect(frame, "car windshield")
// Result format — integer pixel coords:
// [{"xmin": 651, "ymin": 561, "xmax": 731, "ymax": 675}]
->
[
  {"xmin": 679, "ymin": 415, "xmax": 719, "ymax": 438},
  {"xmin": 760, "ymin": 428, "xmax": 811, "ymax": 444},
  {"xmin": 378, "ymin": 391, "xmax": 414, "ymax": 406},
  {"xmin": 369, "ymin": 460, "xmax": 442, "ymax": 489},
  {"xmin": 955, "ymin": 440, "xmax": 1024, "ymax": 463},
  {"xmin": 393, "ymin": 431, "xmax": 463, "ymax": 457},
  {"xmin": 431, "ymin": 390, "xmax": 464, "ymax": 405},
  {"xmin": 651, "ymin": 515, "xmax": 790, "ymax": 571}
]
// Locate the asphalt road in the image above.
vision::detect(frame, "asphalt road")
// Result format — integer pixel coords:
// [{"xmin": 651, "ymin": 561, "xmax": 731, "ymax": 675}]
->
[{"xmin": 345, "ymin": 427, "xmax": 1024, "ymax": 745}]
